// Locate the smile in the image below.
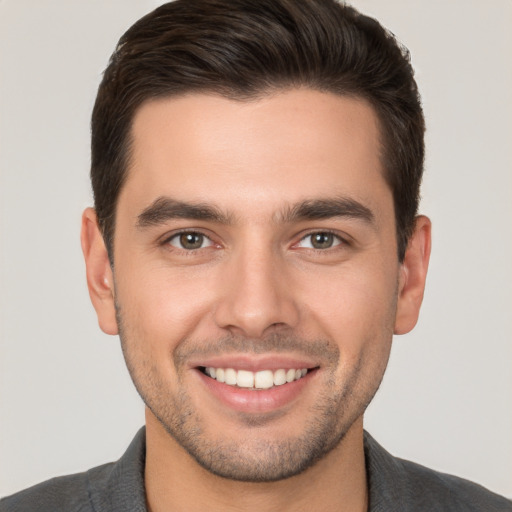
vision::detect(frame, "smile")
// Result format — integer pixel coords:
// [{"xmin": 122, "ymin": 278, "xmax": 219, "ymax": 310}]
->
[
  {"xmin": 201, "ymin": 367, "xmax": 309, "ymax": 390},
  {"xmin": 195, "ymin": 361, "xmax": 319, "ymax": 413}
]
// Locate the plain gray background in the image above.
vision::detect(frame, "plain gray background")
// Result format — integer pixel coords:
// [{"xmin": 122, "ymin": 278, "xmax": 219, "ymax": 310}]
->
[{"xmin": 1, "ymin": 0, "xmax": 511, "ymax": 499}]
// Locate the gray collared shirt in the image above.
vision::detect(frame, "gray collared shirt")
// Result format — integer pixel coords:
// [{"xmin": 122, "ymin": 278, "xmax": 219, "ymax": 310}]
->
[{"xmin": 1, "ymin": 427, "xmax": 511, "ymax": 511}]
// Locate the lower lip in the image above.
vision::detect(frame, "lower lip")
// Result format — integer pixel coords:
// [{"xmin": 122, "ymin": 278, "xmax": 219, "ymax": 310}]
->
[{"xmin": 195, "ymin": 369, "xmax": 316, "ymax": 413}]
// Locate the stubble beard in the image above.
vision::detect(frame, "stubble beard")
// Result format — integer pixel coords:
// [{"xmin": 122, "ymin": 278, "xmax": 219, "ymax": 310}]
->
[{"xmin": 116, "ymin": 308, "xmax": 392, "ymax": 482}]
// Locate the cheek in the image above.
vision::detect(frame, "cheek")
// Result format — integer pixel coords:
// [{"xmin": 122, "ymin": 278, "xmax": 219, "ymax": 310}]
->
[
  {"xmin": 305, "ymin": 265, "xmax": 397, "ymax": 396},
  {"xmin": 114, "ymin": 259, "xmax": 220, "ymax": 351},
  {"xmin": 297, "ymin": 258, "xmax": 399, "ymax": 352}
]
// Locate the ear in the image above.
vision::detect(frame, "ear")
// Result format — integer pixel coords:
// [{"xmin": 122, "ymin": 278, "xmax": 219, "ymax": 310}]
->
[
  {"xmin": 394, "ymin": 215, "xmax": 432, "ymax": 335},
  {"xmin": 80, "ymin": 208, "xmax": 118, "ymax": 335}
]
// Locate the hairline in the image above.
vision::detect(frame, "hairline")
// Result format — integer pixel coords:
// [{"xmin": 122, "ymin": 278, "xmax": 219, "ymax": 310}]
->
[{"xmin": 103, "ymin": 85, "xmax": 398, "ymax": 264}]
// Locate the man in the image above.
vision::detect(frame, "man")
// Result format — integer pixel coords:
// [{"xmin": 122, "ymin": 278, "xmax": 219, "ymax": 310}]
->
[{"xmin": 1, "ymin": 0, "xmax": 510, "ymax": 510}]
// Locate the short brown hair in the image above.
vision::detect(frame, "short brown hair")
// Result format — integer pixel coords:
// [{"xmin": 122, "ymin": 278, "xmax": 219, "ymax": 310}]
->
[{"xmin": 91, "ymin": 0, "xmax": 425, "ymax": 261}]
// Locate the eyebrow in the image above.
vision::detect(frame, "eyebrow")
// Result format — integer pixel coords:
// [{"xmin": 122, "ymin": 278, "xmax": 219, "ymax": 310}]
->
[
  {"xmin": 278, "ymin": 197, "xmax": 375, "ymax": 225},
  {"xmin": 137, "ymin": 197, "xmax": 233, "ymax": 228},
  {"xmin": 136, "ymin": 195, "xmax": 374, "ymax": 229}
]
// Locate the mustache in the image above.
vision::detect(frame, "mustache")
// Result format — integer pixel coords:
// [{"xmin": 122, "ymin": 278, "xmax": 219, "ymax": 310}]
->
[{"xmin": 173, "ymin": 332, "xmax": 340, "ymax": 366}]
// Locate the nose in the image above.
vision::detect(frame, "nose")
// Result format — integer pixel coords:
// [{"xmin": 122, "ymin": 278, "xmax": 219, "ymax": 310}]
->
[{"xmin": 212, "ymin": 243, "xmax": 300, "ymax": 338}]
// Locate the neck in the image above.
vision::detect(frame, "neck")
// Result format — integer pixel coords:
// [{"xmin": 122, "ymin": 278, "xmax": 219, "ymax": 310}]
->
[{"xmin": 144, "ymin": 410, "xmax": 368, "ymax": 512}]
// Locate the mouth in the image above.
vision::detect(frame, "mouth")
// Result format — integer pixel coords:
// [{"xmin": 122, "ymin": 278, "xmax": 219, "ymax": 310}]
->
[
  {"xmin": 199, "ymin": 366, "xmax": 312, "ymax": 390},
  {"xmin": 188, "ymin": 352, "xmax": 322, "ymax": 413},
  {"xmin": 193, "ymin": 359, "xmax": 320, "ymax": 414}
]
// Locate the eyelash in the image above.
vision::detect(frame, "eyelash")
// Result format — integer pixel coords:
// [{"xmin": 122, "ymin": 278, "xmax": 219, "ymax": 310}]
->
[
  {"xmin": 294, "ymin": 230, "xmax": 348, "ymax": 251},
  {"xmin": 162, "ymin": 230, "xmax": 216, "ymax": 251},
  {"xmin": 161, "ymin": 229, "xmax": 349, "ymax": 253}
]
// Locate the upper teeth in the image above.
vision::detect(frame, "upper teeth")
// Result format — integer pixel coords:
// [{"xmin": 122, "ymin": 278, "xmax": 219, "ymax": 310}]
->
[{"xmin": 204, "ymin": 367, "xmax": 308, "ymax": 389}]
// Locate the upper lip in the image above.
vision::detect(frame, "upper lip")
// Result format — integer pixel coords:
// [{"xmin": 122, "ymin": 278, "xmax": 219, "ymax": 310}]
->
[{"xmin": 189, "ymin": 354, "xmax": 320, "ymax": 372}]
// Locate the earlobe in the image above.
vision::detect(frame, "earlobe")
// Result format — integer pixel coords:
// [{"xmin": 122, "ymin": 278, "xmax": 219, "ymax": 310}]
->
[
  {"xmin": 394, "ymin": 215, "xmax": 432, "ymax": 335},
  {"xmin": 80, "ymin": 208, "xmax": 119, "ymax": 335}
]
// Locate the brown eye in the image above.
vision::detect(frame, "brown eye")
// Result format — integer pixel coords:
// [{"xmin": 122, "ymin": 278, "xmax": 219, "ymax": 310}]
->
[
  {"xmin": 311, "ymin": 232, "xmax": 334, "ymax": 249},
  {"xmin": 168, "ymin": 232, "xmax": 212, "ymax": 250},
  {"xmin": 297, "ymin": 232, "xmax": 342, "ymax": 250}
]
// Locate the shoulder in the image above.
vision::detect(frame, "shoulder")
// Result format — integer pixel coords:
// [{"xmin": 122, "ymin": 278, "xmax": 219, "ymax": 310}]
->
[
  {"xmin": 0, "ymin": 462, "xmax": 114, "ymax": 512},
  {"xmin": 364, "ymin": 431, "xmax": 512, "ymax": 511},
  {"xmin": 397, "ymin": 456, "xmax": 512, "ymax": 511},
  {"xmin": 0, "ymin": 427, "xmax": 147, "ymax": 512}
]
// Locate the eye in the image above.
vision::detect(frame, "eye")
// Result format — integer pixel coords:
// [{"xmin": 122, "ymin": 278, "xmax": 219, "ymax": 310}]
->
[
  {"xmin": 296, "ymin": 232, "xmax": 343, "ymax": 250},
  {"xmin": 167, "ymin": 232, "xmax": 214, "ymax": 250}
]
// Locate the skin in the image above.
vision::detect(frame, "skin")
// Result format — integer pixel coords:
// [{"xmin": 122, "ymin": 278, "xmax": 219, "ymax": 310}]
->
[{"xmin": 81, "ymin": 89, "xmax": 431, "ymax": 512}]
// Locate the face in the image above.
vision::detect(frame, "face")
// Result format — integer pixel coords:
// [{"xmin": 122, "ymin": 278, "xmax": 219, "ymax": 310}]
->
[{"xmin": 83, "ymin": 89, "xmax": 429, "ymax": 482}]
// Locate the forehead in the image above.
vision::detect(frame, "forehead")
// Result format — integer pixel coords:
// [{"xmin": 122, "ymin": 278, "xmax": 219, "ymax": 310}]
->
[{"xmin": 121, "ymin": 89, "xmax": 388, "ymax": 219}]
